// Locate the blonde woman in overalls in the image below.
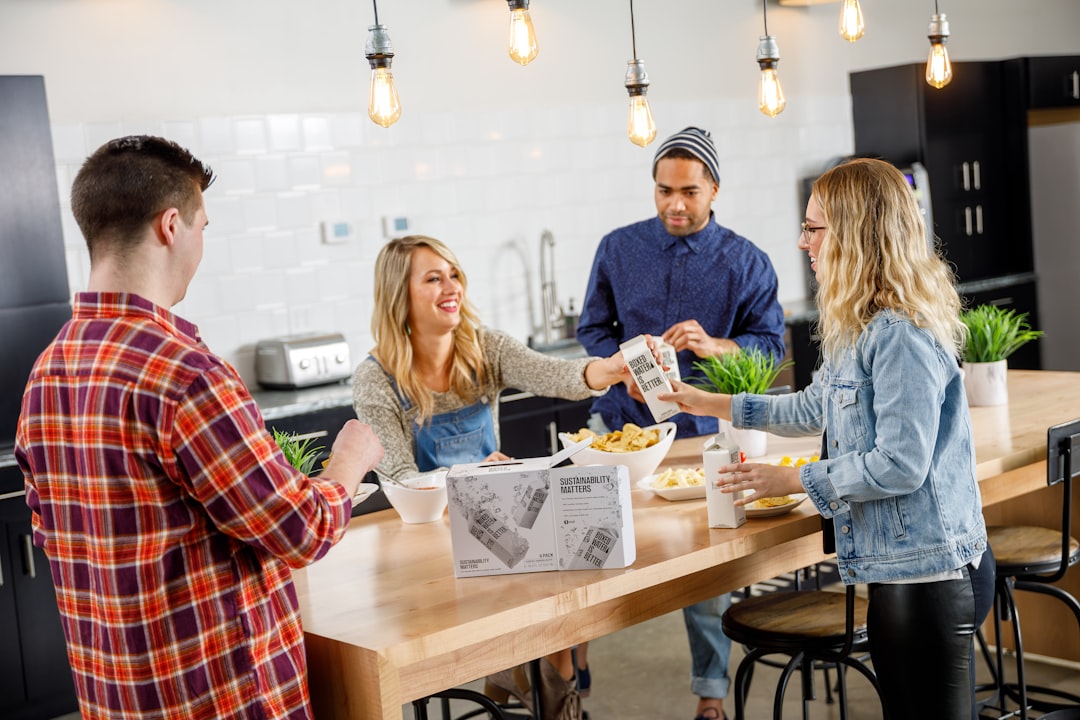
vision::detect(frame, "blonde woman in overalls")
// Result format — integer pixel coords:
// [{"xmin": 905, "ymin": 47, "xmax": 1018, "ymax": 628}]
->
[{"xmin": 353, "ymin": 235, "xmax": 655, "ymax": 720}]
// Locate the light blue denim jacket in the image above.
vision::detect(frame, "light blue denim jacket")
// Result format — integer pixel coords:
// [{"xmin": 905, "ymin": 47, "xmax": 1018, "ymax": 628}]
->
[{"xmin": 731, "ymin": 310, "xmax": 987, "ymax": 584}]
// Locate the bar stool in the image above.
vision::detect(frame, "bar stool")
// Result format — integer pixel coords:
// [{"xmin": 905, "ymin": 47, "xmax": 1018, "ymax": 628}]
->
[
  {"xmin": 723, "ymin": 582, "xmax": 881, "ymax": 720},
  {"xmin": 979, "ymin": 418, "xmax": 1080, "ymax": 720}
]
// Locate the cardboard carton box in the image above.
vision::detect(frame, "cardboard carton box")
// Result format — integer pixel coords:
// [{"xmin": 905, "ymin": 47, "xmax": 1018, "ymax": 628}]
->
[
  {"xmin": 704, "ymin": 433, "xmax": 746, "ymax": 529},
  {"xmin": 446, "ymin": 441, "xmax": 636, "ymax": 577}
]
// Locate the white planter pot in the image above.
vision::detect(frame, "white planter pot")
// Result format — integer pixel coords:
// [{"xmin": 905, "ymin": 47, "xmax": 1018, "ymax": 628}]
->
[
  {"xmin": 728, "ymin": 426, "xmax": 768, "ymax": 459},
  {"xmin": 963, "ymin": 359, "xmax": 1009, "ymax": 407}
]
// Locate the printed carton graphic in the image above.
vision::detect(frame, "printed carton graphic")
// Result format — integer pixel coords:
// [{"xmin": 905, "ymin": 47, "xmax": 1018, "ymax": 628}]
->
[{"xmin": 446, "ymin": 443, "xmax": 636, "ymax": 577}]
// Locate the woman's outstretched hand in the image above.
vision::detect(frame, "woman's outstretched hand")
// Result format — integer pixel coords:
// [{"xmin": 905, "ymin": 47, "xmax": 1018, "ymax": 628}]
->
[{"xmin": 657, "ymin": 380, "xmax": 732, "ymax": 420}]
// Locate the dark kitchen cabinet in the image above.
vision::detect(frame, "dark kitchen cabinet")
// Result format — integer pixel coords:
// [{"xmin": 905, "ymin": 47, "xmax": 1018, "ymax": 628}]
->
[
  {"xmin": 851, "ymin": 62, "xmax": 1032, "ymax": 285},
  {"xmin": 0, "ymin": 77, "xmax": 68, "ymax": 311},
  {"xmin": 498, "ymin": 390, "xmax": 594, "ymax": 460},
  {"xmin": 1020, "ymin": 55, "xmax": 1080, "ymax": 109},
  {"xmin": 0, "ymin": 464, "xmax": 78, "ymax": 720}
]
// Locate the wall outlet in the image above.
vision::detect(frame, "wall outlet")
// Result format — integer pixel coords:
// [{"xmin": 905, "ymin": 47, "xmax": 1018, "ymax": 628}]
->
[
  {"xmin": 321, "ymin": 220, "xmax": 354, "ymax": 245},
  {"xmin": 382, "ymin": 215, "xmax": 410, "ymax": 238}
]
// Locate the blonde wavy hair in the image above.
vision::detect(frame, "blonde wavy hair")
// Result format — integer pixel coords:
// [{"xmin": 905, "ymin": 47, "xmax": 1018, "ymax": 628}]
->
[
  {"xmin": 371, "ymin": 236, "xmax": 487, "ymax": 424},
  {"xmin": 811, "ymin": 158, "xmax": 964, "ymax": 359}
]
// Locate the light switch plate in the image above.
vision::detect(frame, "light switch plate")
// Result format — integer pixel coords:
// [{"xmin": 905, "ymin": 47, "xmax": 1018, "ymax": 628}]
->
[{"xmin": 321, "ymin": 220, "xmax": 354, "ymax": 245}]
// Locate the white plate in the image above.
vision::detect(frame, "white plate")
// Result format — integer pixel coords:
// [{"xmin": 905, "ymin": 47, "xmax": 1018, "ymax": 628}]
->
[
  {"xmin": 636, "ymin": 473, "xmax": 706, "ymax": 501},
  {"xmin": 744, "ymin": 493, "xmax": 808, "ymax": 518},
  {"xmin": 353, "ymin": 482, "xmax": 380, "ymax": 505}
]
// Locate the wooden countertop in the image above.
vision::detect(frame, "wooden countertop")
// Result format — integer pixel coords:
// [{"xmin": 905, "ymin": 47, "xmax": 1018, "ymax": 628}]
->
[{"xmin": 295, "ymin": 370, "xmax": 1080, "ymax": 720}]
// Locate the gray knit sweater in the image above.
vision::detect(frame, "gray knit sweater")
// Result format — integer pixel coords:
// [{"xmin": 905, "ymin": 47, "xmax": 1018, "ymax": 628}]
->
[{"xmin": 352, "ymin": 328, "xmax": 603, "ymax": 479}]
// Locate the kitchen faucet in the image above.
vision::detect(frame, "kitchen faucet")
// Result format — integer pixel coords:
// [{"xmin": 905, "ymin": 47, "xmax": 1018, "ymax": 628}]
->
[{"xmin": 538, "ymin": 229, "xmax": 564, "ymax": 346}]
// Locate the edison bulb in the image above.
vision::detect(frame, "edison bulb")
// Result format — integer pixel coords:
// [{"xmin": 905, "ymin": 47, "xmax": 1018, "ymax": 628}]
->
[
  {"xmin": 758, "ymin": 67, "xmax": 786, "ymax": 117},
  {"xmin": 508, "ymin": 7, "xmax": 538, "ymax": 65},
  {"xmin": 627, "ymin": 95, "xmax": 657, "ymax": 147},
  {"xmin": 838, "ymin": 0, "xmax": 865, "ymax": 42},
  {"xmin": 369, "ymin": 67, "xmax": 402, "ymax": 128},
  {"xmin": 926, "ymin": 42, "xmax": 953, "ymax": 88}
]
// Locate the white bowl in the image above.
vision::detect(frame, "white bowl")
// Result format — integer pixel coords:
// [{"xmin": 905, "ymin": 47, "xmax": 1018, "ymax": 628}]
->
[
  {"xmin": 558, "ymin": 422, "xmax": 677, "ymax": 483},
  {"xmin": 382, "ymin": 471, "xmax": 449, "ymax": 524}
]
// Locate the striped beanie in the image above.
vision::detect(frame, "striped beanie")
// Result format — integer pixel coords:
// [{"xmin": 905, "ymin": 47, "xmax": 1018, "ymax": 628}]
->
[{"xmin": 652, "ymin": 126, "xmax": 720, "ymax": 185}]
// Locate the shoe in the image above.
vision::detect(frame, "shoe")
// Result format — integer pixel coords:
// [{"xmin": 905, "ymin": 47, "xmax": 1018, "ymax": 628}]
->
[
  {"xmin": 575, "ymin": 664, "xmax": 591, "ymax": 698},
  {"xmin": 692, "ymin": 709, "xmax": 727, "ymax": 720},
  {"xmin": 485, "ymin": 659, "xmax": 583, "ymax": 720}
]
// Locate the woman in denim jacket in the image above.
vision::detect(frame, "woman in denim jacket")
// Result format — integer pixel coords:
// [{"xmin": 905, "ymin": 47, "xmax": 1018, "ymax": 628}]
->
[{"xmin": 660, "ymin": 158, "xmax": 994, "ymax": 719}]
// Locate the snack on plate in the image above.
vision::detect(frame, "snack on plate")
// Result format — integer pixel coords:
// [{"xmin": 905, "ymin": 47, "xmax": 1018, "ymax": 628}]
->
[
  {"xmin": 652, "ymin": 467, "xmax": 705, "ymax": 489},
  {"xmin": 750, "ymin": 495, "xmax": 794, "ymax": 508},
  {"xmin": 747, "ymin": 454, "xmax": 821, "ymax": 508},
  {"xmin": 776, "ymin": 455, "xmax": 820, "ymax": 467},
  {"xmin": 566, "ymin": 423, "xmax": 661, "ymax": 453}
]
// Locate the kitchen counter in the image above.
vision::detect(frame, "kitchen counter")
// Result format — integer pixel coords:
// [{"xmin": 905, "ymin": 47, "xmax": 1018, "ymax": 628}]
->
[{"xmin": 296, "ymin": 370, "xmax": 1080, "ymax": 720}]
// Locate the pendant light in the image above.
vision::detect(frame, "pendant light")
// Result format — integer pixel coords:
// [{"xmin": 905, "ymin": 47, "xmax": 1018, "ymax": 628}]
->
[
  {"xmin": 365, "ymin": 0, "xmax": 402, "ymax": 127},
  {"xmin": 756, "ymin": 0, "xmax": 787, "ymax": 117},
  {"xmin": 925, "ymin": 1, "xmax": 952, "ymax": 89},
  {"xmin": 506, "ymin": 0, "xmax": 539, "ymax": 66},
  {"xmin": 838, "ymin": 0, "xmax": 865, "ymax": 42},
  {"xmin": 623, "ymin": 0, "xmax": 657, "ymax": 147}
]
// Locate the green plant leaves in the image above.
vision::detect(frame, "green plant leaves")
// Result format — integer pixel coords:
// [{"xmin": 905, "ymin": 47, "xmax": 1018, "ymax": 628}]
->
[
  {"xmin": 689, "ymin": 348, "xmax": 793, "ymax": 395},
  {"xmin": 271, "ymin": 427, "xmax": 326, "ymax": 475},
  {"xmin": 960, "ymin": 305, "xmax": 1043, "ymax": 363}
]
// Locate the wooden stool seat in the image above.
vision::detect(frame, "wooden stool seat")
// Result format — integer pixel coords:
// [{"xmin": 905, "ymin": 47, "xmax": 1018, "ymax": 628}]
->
[
  {"xmin": 723, "ymin": 591, "xmax": 869, "ymax": 652},
  {"xmin": 722, "ymin": 585, "xmax": 883, "ymax": 720},
  {"xmin": 987, "ymin": 525, "xmax": 1080, "ymax": 573}
]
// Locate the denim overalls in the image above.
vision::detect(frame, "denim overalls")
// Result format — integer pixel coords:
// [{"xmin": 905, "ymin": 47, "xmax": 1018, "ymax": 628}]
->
[{"xmin": 371, "ymin": 358, "xmax": 497, "ymax": 471}]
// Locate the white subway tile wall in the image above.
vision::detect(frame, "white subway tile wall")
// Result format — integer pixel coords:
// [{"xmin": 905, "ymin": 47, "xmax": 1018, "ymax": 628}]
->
[{"xmin": 51, "ymin": 96, "xmax": 853, "ymax": 386}]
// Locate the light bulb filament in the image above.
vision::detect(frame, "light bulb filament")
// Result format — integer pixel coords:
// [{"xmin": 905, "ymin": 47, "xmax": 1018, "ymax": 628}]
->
[
  {"xmin": 508, "ymin": 8, "xmax": 538, "ymax": 65},
  {"xmin": 627, "ymin": 94, "xmax": 657, "ymax": 147},
  {"xmin": 369, "ymin": 66, "xmax": 401, "ymax": 128},
  {"xmin": 839, "ymin": 0, "xmax": 865, "ymax": 42}
]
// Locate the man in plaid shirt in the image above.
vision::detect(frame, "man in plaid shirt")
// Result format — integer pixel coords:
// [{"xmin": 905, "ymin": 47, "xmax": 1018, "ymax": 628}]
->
[{"xmin": 15, "ymin": 135, "xmax": 383, "ymax": 719}]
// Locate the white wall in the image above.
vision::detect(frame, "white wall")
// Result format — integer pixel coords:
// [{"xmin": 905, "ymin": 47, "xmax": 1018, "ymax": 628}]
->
[{"xmin": 3, "ymin": 0, "xmax": 1079, "ymax": 384}]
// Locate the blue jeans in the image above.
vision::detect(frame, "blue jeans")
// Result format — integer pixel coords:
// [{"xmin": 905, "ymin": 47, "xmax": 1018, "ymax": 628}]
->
[{"xmin": 682, "ymin": 593, "xmax": 732, "ymax": 699}]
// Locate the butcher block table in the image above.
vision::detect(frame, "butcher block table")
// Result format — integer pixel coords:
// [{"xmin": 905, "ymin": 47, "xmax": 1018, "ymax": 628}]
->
[{"xmin": 294, "ymin": 370, "xmax": 1080, "ymax": 720}]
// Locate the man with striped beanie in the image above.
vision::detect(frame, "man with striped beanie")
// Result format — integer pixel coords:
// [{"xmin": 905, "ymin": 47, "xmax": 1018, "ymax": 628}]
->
[{"xmin": 577, "ymin": 126, "xmax": 786, "ymax": 720}]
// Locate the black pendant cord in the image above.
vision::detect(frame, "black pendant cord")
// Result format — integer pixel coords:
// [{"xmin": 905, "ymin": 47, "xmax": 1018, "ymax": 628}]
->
[
  {"xmin": 763, "ymin": 0, "xmax": 770, "ymax": 37},
  {"xmin": 372, "ymin": 0, "xmax": 380, "ymax": 25},
  {"xmin": 629, "ymin": 0, "xmax": 638, "ymax": 61}
]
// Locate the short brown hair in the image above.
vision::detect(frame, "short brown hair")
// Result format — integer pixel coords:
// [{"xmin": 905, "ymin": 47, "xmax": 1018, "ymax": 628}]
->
[{"xmin": 71, "ymin": 135, "xmax": 214, "ymax": 260}]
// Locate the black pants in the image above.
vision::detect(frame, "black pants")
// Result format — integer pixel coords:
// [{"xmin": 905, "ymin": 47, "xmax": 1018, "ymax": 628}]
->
[{"xmin": 866, "ymin": 547, "xmax": 995, "ymax": 720}]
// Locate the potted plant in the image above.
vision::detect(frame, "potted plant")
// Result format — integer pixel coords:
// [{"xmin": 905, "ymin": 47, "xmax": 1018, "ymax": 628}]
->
[
  {"xmin": 959, "ymin": 304, "xmax": 1043, "ymax": 406},
  {"xmin": 271, "ymin": 427, "xmax": 326, "ymax": 474},
  {"xmin": 690, "ymin": 348, "xmax": 793, "ymax": 457}
]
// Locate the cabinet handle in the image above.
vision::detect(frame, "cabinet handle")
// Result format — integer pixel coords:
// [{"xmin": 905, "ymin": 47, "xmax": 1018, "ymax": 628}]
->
[
  {"xmin": 547, "ymin": 421, "xmax": 558, "ymax": 456},
  {"xmin": 989, "ymin": 297, "xmax": 1014, "ymax": 307},
  {"xmin": 1072, "ymin": 70, "xmax": 1079, "ymax": 100},
  {"xmin": 961, "ymin": 162, "xmax": 971, "ymax": 191},
  {"xmin": 964, "ymin": 207, "xmax": 973, "ymax": 236},
  {"xmin": 975, "ymin": 205, "xmax": 984, "ymax": 235},
  {"xmin": 289, "ymin": 430, "xmax": 329, "ymax": 443},
  {"xmin": 0, "ymin": 551, "xmax": 4, "ymax": 587},
  {"xmin": 22, "ymin": 535, "xmax": 37, "ymax": 579},
  {"xmin": 972, "ymin": 161, "xmax": 981, "ymax": 190}
]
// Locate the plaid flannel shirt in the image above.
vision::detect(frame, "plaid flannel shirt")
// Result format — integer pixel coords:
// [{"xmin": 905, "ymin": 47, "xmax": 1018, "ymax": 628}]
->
[{"xmin": 15, "ymin": 293, "xmax": 352, "ymax": 719}]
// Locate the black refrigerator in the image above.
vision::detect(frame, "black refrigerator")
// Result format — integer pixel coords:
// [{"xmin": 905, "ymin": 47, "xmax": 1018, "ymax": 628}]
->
[{"xmin": 0, "ymin": 75, "xmax": 79, "ymax": 719}]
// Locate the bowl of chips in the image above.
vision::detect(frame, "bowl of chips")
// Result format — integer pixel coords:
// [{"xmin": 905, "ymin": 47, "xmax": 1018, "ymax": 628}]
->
[{"xmin": 558, "ymin": 422, "xmax": 677, "ymax": 483}]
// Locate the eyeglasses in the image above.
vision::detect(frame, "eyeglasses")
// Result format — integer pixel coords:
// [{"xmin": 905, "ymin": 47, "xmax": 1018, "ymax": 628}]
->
[{"xmin": 800, "ymin": 221, "xmax": 826, "ymax": 240}]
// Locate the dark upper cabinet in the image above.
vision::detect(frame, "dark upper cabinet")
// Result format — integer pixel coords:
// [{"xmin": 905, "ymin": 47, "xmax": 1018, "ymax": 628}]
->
[
  {"xmin": 0, "ymin": 76, "xmax": 69, "ymax": 310},
  {"xmin": 850, "ymin": 62, "xmax": 1031, "ymax": 285},
  {"xmin": 1022, "ymin": 55, "xmax": 1080, "ymax": 108}
]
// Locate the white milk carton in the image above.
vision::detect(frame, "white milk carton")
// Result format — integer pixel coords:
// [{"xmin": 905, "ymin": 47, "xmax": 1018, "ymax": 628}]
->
[
  {"xmin": 620, "ymin": 334, "xmax": 679, "ymax": 423},
  {"xmin": 658, "ymin": 340, "xmax": 681, "ymax": 383},
  {"xmin": 446, "ymin": 439, "xmax": 636, "ymax": 577},
  {"xmin": 704, "ymin": 433, "xmax": 746, "ymax": 529}
]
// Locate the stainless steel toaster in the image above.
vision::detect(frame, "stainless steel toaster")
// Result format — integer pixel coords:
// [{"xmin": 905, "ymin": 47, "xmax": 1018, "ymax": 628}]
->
[{"xmin": 255, "ymin": 333, "xmax": 352, "ymax": 390}]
